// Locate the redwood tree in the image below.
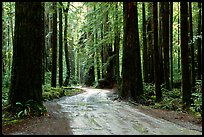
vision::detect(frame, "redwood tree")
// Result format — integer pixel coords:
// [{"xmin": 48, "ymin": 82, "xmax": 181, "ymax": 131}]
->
[
  {"xmin": 153, "ymin": 2, "xmax": 162, "ymax": 102},
  {"xmin": 142, "ymin": 2, "xmax": 148, "ymax": 83},
  {"xmin": 51, "ymin": 2, "xmax": 57, "ymax": 87},
  {"xmin": 59, "ymin": 2, "xmax": 63, "ymax": 87},
  {"xmin": 120, "ymin": 2, "xmax": 143, "ymax": 100},
  {"xmin": 63, "ymin": 2, "xmax": 71, "ymax": 86},
  {"xmin": 162, "ymin": 2, "xmax": 170, "ymax": 90},
  {"xmin": 180, "ymin": 2, "xmax": 191, "ymax": 110},
  {"xmin": 197, "ymin": 2, "xmax": 202, "ymax": 80},
  {"xmin": 8, "ymin": 2, "xmax": 44, "ymax": 111}
]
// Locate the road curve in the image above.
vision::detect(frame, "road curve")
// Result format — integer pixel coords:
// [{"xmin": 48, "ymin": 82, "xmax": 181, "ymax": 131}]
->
[{"xmin": 55, "ymin": 87, "xmax": 202, "ymax": 135}]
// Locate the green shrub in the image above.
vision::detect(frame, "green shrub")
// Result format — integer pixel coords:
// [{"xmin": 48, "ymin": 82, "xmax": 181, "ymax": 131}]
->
[{"xmin": 15, "ymin": 100, "xmax": 47, "ymax": 118}]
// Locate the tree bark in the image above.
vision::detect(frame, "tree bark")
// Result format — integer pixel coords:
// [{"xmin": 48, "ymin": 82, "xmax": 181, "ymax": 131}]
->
[
  {"xmin": 142, "ymin": 2, "xmax": 148, "ymax": 83},
  {"xmin": 9, "ymin": 2, "xmax": 44, "ymax": 108},
  {"xmin": 63, "ymin": 2, "xmax": 71, "ymax": 86},
  {"xmin": 158, "ymin": 2, "xmax": 164, "ymax": 84},
  {"xmin": 180, "ymin": 2, "xmax": 191, "ymax": 111},
  {"xmin": 188, "ymin": 2, "xmax": 195, "ymax": 92},
  {"xmin": 169, "ymin": 2, "xmax": 173, "ymax": 89},
  {"xmin": 147, "ymin": 3, "xmax": 154, "ymax": 83},
  {"xmin": 59, "ymin": 2, "xmax": 63, "ymax": 87},
  {"xmin": 51, "ymin": 2, "xmax": 57, "ymax": 87},
  {"xmin": 162, "ymin": 2, "xmax": 170, "ymax": 90},
  {"xmin": 178, "ymin": 2, "xmax": 180, "ymax": 70},
  {"xmin": 197, "ymin": 2, "xmax": 202, "ymax": 80},
  {"xmin": 120, "ymin": 2, "xmax": 143, "ymax": 100},
  {"xmin": 153, "ymin": 2, "xmax": 162, "ymax": 102},
  {"xmin": 114, "ymin": 2, "xmax": 120, "ymax": 85}
]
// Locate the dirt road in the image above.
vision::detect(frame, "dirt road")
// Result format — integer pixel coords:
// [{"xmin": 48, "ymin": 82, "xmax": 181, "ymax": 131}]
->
[
  {"xmin": 7, "ymin": 87, "xmax": 202, "ymax": 135},
  {"xmin": 55, "ymin": 87, "xmax": 201, "ymax": 135}
]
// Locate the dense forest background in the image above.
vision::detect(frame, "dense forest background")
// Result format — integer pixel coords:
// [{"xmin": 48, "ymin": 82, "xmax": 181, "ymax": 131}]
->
[{"xmin": 2, "ymin": 2, "xmax": 202, "ymax": 118}]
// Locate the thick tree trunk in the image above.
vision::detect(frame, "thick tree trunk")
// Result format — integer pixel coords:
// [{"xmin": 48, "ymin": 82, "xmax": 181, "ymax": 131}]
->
[
  {"xmin": 120, "ymin": 2, "xmax": 143, "ymax": 100},
  {"xmin": 9, "ymin": 2, "xmax": 43, "ymax": 108}
]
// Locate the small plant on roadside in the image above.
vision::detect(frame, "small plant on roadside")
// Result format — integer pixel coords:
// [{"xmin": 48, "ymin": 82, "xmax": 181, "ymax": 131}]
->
[
  {"xmin": 16, "ymin": 99, "xmax": 35, "ymax": 118},
  {"xmin": 15, "ymin": 99, "xmax": 47, "ymax": 118},
  {"xmin": 190, "ymin": 80, "xmax": 202, "ymax": 117},
  {"xmin": 190, "ymin": 92, "xmax": 202, "ymax": 115}
]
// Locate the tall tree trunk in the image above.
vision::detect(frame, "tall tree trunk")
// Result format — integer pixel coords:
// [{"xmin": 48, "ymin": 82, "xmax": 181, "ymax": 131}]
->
[
  {"xmin": 113, "ymin": 2, "xmax": 120, "ymax": 86},
  {"xmin": 178, "ymin": 2, "xmax": 180, "ymax": 70},
  {"xmin": 147, "ymin": 3, "xmax": 154, "ymax": 83},
  {"xmin": 162, "ymin": 2, "xmax": 170, "ymax": 90},
  {"xmin": 85, "ymin": 53, "xmax": 95, "ymax": 87},
  {"xmin": 120, "ymin": 2, "xmax": 143, "ymax": 100},
  {"xmin": 63, "ymin": 2, "xmax": 70, "ymax": 86},
  {"xmin": 59, "ymin": 2, "xmax": 63, "ymax": 87},
  {"xmin": 103, "ymin": 11, "xmax": 109, "ymax": 79},
  {"xmin": 158, "ymin": 2, "xmax": 164, "ymax": 84},
  {"xmin": 69, "ymin": 37, "xmax": 75, "ymax": 81},
  {"xmin": 189, "ymin": 2, "xmax": 195, "ymax": 92},
  {"xmin": 51, "ymin": 2, "xmax": 57, "ymax": 87},
  {"xmin": 142, "ymin": 2, "xmax": 148, "ymax": 83},
  {"xmin": 42, "ymin": 2, "xmax": 45, "ymax": 85},
  {"xmin": 8, "ymin": 2, "xmax": 14, "ymax": 72},
  {"xmin": 169, "ymin": 2, "xmax": 173, "ymax": 89},
  {"xmin": 93, "ymin": 5, "xmax": 100, "ymax": 82},
  {"xmin": 9, "ymin": 2, "xmax": 44, "ymax": 109},
  {"xmin": 9, "ymin": 2, "xmax": 14, "ymax": 45},
  {"xmin": 101, "ymin": 23, "xmax": 104, "ymax": 78},
  {"xmin": 197, "ymin": 2, "xmax": 202, "ymax": 80},
  {"xmin": 7, "ymin": 20, "xmax": 10, "ymax": 72},
  {"xmin": 153, "ymin": 2, "xmax": 162, "ymax": 102},
  {"xmin": 180, "ymin": 2, "xmax": 191, "ymax": 111}
]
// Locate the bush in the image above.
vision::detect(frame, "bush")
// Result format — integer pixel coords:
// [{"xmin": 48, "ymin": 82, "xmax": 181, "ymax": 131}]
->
[{"xmin": 190, "ymin": 80, "xmax": 202, "ymax": 116}]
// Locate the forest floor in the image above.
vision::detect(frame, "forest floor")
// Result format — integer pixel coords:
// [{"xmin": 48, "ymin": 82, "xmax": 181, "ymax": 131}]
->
[{"xmin": 2, "ymin": 87, "xmax": 202, "ymax": 135}]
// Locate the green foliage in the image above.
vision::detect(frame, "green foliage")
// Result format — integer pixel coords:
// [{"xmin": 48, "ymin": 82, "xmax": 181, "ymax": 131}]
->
[
  {"xmin": 42, "ymin": 86, "xmax": 64, "ymax": 101},
  {"xmin": 190, "ymin": 80, "xmax": 202, "ymax": 116},
  {"xmin": 142, "ymin": 83, "xmax": 155, "ymax": 104},
  {"xmin": 152, "ymin": 88, "xmax": 183, "ymax": 111},
  {"xmin": 2, "ymin": 62, "xmax": 12, "ymax": 106},
  {"xmin": 42, "ymin": 84, "xmax": 83, "ymax": 101},
  {"xmin": 143, "ymin": 83, "xmax": 155, "ymax": 94},
  {"xmin": 15, "ymin": 100, "xmax": 35, "ymax": 118},
  {"xmin": 147, "ymin": 83, "xmax": 202, "ymax": 116},
  {"xmin": 15, "ymin": 100, "xmax": 47, "ymax": 118},
  {"xmin": 143, "ymin": 83, "xmax": 184, "ymax": 111},
  {"xmin": 44, "ymin": 71, "xmax": 52, "ymax": 85},
  {"xmin": 2, "ymin": 111, "xmax": 22, "ymax": 126}
]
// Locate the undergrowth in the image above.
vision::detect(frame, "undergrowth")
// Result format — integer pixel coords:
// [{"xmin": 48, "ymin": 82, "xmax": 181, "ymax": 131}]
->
[
  {"xmin": 2, "ymin": 84, "xmax": 83, "ymax": 127},
  {"xmin": 143, "ymin": 81, "xmax": 202, "ymax": 117}
]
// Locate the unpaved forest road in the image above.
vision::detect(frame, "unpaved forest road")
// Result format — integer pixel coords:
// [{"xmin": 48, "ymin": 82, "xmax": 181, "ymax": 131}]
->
[
  {"xmin": 50, "ymin": 87, "xmax": 201, "ymax": 135},
  {"xmin": 8, "ymin": 87, "xmax": 202, "ymax": 135}
]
